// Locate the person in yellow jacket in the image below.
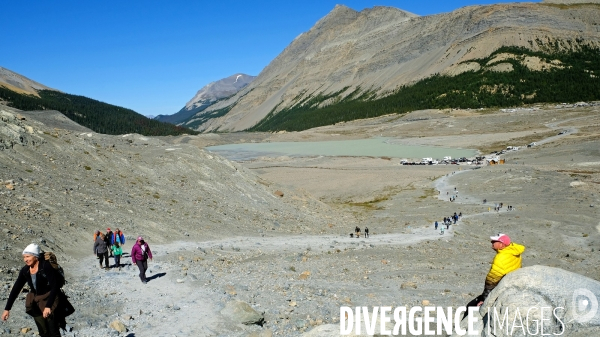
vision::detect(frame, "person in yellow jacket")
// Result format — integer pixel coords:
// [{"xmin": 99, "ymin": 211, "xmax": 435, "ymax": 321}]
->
[
  {"xmin": 464, "ymin": 233, "xmax": 525, "ymax": 317},
  {"xmin": 476, "ymin": 233, "xmax": 525, "ymax": 306}
]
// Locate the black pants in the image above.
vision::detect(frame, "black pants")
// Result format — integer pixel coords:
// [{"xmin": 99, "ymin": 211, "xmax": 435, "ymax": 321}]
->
[
  {"xmin": 32, "ymin": 312, "xmax": 61, "ymax": 337},
  {"xmin": 136, "ymin": 259, "xmax": 148, "ymax": 282},
  {"xmin": 97, "ymin": 252, "xmax": 109, "ymax": 267},
  {"xmin": 462, "ymin": 297, "xmax": 482, "ymax": 320}
]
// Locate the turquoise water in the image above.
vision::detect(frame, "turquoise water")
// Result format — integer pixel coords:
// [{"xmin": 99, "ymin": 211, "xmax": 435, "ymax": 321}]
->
[{"xmin": 207, "ymin": 138, "xmax": 477, "ymax": 161}]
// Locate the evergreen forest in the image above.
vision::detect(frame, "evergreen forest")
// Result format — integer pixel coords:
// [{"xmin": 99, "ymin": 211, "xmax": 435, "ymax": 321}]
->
[{"xmin": 0, "ymin": 88, "xmax": 197, "ymax": 136}]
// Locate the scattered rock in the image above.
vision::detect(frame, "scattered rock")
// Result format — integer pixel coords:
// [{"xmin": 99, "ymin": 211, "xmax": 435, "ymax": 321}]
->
[
  {"xmin": 225, "ymin": 285, "xmax": 237, "ymax": 295},
  {"xmin": 248, "ymin": 329, "xmax": 273, "ymax": 337},
  {"xmin": 109, "ymin": 320, "xmax": 127, "ymax": 333},
  {"xmin": 274, "ymin": 190, "xmax": 284, "ymax": 197},
  {"xmin": 400, "ymin": 282, "xmax": 417, "ymax": 289},
  {"xmin": 299, "ymin": 271, "xmax": 311, "ymax": 280}
]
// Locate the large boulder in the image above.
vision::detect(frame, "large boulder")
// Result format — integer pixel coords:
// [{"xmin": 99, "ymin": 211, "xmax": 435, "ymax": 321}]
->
[
  {"xmin": 457, "ymin": 265, "xmax": 600, "ymax": 336},
  {"xmin": 220, "ymin": 300, "xmax": 264, "ymax": 326}
]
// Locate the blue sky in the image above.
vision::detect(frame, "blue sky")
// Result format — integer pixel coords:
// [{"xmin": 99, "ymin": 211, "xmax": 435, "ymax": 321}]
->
[{"xmin": 2, "ymin": 0, "xmax": 539, "ymax": 117}]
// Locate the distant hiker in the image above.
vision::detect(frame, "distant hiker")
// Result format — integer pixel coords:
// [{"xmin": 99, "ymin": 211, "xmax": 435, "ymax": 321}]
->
[
  {"xmin": 434, "ymin": 221, "xmax": 438, "ymax": 230},
  {"xmin": 93, "ymin": 230, "xmax": 100, "ymax": 243},
  {"xmin": 2, "ymin": 244, "xmax": 61, "ymax": 337},
  {"xmin": 112, "ymin": 242, "xmax": 123, "ymax": 268},
  {"xmin": 131, "ymin": 237, "xmax": 153, "ymax": 284},
  {"xmin": 105, "ymin": 228, "xmax": 114, "ymax": 257},
  {"xmin": 364, "ymin": 227, "xmax": 369, "ymax": 238},
  {"xmin": 464, "ymin": 234, "xmax": 525, "ymax": 316},
  {"xmin": 355, "ymin": 226, "xmax": 361, "ymax": 238},
  {"xmin": 440, "ymin": 226, "xmax": 445, "ymax": 235},
  {"xmin": 446, "ymin": 222, "xmax": 450, "ymax": 230},
  {"xmin": 94, "ymin": 233, "xmax": 109, "ymax": 269},
  {"xmin": 459, "ymin": 212, "xmax": 462, "ymax": 218},
  {"xmin": 111, "ymin": 228, "xmax": 125, "ymax": 246}
]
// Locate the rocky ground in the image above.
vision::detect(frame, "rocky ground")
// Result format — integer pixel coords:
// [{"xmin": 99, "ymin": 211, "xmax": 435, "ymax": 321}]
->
[{"xmin": 1, "ymin": 103, "xmax": 599, "ymax": 336}]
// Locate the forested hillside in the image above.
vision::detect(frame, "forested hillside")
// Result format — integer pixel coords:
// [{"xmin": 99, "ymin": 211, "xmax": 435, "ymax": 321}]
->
[
  {"xmin": 0, "ymin": 88, "xmax": 197, "ymax": 136},
  {"xmin": 249, "ymin": 47, "xmax": 600, "ymax": 132}
]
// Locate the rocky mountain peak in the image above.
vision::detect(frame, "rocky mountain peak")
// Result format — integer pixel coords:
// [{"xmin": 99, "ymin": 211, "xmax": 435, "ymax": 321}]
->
[
  {"xmin": 155, "ymin": 73, "xmax": 255, "ymax": 125},
  {"xmin": 191, "ymin": 2, "xmax": 600, "ymax": 132},
  {"xmin": 184, "ymin": 73, "xmax": 255, "ymax": 110}
]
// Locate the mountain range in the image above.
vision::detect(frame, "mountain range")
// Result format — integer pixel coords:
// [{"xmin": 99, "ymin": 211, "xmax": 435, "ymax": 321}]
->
[
  {"xmin": 182, "ymin": 0, "xmax": 600, "ymax": 132},
  {"xmin": 154, "ymin": 73, "xmax": 255, "ymax": 125}
]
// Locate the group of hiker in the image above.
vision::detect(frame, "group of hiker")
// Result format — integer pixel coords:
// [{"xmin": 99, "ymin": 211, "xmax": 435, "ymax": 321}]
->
[
  {"xmin": 352, "ymin": 226, "xmax": 369, "ymax": 238},
  {"xmin": 434, "ymin": 212, "xmax": 462, "ymax": 234},
  {"xmin": 1, "ymin": 228, "xmax": 154, "ymax": 337},
  {"xmin": 92, "ymin": 229, "xmax": 152, "ymax": 283},
  {"xmin": 93, "ymin": 228, "xmax": 126, "ymax": 269}
]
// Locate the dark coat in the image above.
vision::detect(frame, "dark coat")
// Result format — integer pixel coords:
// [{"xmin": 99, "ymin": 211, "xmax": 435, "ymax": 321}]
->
[
  {"xmin": 94, "ymin": 236, "xmax": 108, "ymax": 254},
  {"xmin": 4, "ymin": 259, "xmax": 59, "ymax": 311}
]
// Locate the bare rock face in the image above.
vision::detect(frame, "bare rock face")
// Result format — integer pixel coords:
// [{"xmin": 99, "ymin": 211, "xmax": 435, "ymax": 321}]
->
[
  {"xmin": 156, "ymin": 73, "xmax": 256, "ymax": 125},
  {"xmin": 0, "ymin": 109, "xmax": 44, "ymax": 149},
  {"xmin": 457, "ymin": 265, "xmax": 600, "ymax": 336},
  {"xmin": 192, "ymin": 3, "xmax": 600, "ymax": 132}
]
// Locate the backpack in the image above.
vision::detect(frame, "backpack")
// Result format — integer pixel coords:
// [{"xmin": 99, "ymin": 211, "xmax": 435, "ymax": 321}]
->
[
  {"xmin": 38, "ymin": 251, "xmax": 75, "ymax": 319},
  {"xmin": 39, "ymin": 251, "xmax": 66, "ymax": 288},
  {"xmin": 113, "ymin": 231, "xmax": 125, "ymax": 245}
]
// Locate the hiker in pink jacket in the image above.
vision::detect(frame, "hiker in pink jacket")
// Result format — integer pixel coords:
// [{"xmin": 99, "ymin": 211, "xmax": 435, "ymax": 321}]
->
[{"xmin": 131, "ymin": 237, "xmax": 152, "ymax": 284}]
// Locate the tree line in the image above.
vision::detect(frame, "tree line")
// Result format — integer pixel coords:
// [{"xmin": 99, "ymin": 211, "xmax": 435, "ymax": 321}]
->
[
  {"xmin": 0, "ymin": 88, "xmax": 197, "ymax": 136},
  {"xmin": 249, "ymin": 46, "xmax": 600, "ymax": 132}
]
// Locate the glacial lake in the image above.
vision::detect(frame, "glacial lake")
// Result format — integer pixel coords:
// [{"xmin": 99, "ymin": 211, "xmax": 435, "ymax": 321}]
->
[{"xmin": 206, "ymin": 138, "xmax": 477, "ymax": 161}]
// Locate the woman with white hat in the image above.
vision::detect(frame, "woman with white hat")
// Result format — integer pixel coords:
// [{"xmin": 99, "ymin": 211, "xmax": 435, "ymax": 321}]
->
[{"xmin": 2, "ymin": 243, "xmax": 61, "ymax": 337}]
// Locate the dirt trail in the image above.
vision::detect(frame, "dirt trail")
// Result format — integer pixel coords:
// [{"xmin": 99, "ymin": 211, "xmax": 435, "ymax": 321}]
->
[
  {"xmin": 68, "ymin": 227, "xmax": 451, "ymax": 335},
  {"xmin": 70, "ymin": 250, "xmax": 224, "ymax": 336}
]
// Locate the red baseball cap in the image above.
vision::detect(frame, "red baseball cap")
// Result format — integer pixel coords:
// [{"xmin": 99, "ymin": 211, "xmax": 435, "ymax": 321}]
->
[
  {"xmin": 106, "ymin": 228, "xmax": 111, "ymax": 231},
  {"xmin": 490, "ymin": 233, "xmax": 511, "ymax": 245}
]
